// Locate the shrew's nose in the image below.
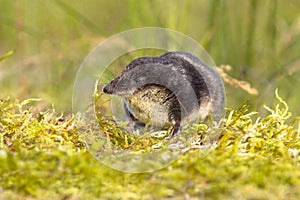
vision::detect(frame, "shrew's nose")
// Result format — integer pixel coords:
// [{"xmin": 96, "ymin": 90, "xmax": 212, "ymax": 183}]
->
[{"xmin": 103, "ymin": 84, "xmax": 112, "ymax": 94}]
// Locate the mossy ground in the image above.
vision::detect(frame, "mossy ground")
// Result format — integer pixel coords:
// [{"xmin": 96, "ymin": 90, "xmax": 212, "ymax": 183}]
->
[{"xmin": 0, "ymin": 91, "xmax": 299, "ymax": 200}]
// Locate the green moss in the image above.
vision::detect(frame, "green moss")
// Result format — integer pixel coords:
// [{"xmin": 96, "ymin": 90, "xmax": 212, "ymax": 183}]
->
[{"xmin": 0, "ymin": 90, "xmax": 299, "ymax": 199}]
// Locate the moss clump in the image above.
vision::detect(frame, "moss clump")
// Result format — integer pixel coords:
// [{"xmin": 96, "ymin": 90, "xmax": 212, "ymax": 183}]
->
[
  {"xmin": 0, "ymin": 90, "xmax": 300, "ymax": 199},
  {"xmin": 0, "ymin": 98, "xmax": 84, "ymax": 152}
]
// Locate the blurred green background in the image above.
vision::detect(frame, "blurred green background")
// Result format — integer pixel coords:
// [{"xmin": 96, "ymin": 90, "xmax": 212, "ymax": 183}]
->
[{"xmin": 0, "ymin": 0, "xmax": 300, "ymax": 115}]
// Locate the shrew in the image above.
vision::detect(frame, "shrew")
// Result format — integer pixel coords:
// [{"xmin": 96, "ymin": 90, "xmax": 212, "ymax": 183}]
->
[{"xmin": 103, "ymin": 51, "xmax": 225, "ymax": 138}]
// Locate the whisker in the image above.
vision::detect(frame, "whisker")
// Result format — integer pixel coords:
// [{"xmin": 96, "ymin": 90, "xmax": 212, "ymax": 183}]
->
[{"xmin": 104, "ymin": 68, "xmax": 116, "ymax": 80}]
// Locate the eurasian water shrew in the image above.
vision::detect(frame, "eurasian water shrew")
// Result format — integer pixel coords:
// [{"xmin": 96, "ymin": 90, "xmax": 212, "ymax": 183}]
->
[{"xmin": 103, "ymin": 51, "xmax": 225, "ymax": 138}]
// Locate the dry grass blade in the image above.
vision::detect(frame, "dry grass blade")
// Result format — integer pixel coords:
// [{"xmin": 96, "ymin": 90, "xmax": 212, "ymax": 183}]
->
[{"xmin": 215, "ymin": 65, "xmax": 259, "ymax": 96}]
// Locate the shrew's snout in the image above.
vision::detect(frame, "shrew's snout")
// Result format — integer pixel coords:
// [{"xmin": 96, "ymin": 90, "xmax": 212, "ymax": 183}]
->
[{"xmin": 103, "ymin": 83, "xmax": 114, "ymax": 94}]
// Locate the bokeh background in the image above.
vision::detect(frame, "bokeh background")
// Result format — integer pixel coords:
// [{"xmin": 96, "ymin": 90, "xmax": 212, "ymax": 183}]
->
[{"xmin": 0, "ymin": 0, "xmax": 300, "ymax": 115}]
